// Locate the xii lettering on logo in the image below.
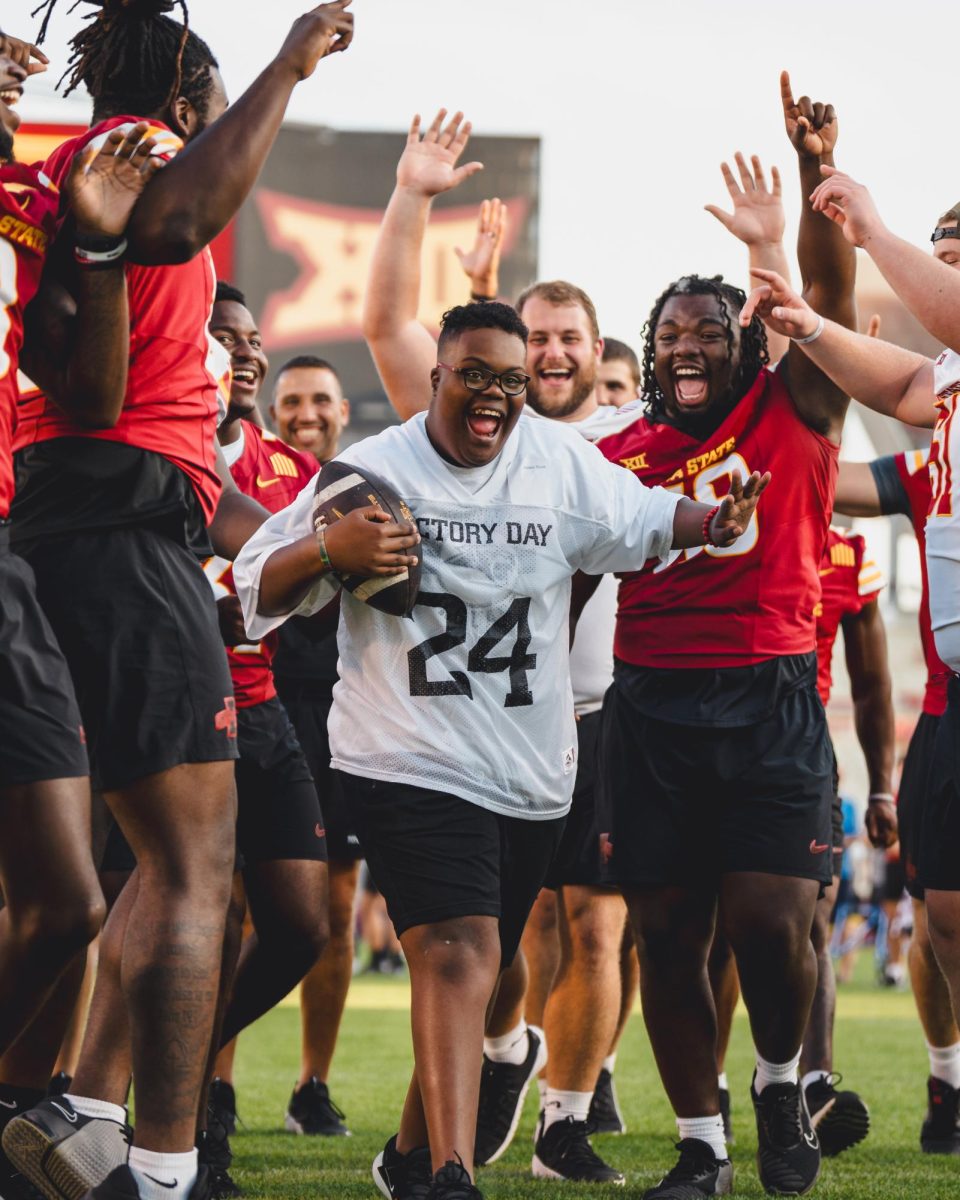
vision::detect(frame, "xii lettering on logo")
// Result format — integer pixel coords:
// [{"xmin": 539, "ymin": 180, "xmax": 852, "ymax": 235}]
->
[{"xmin": 215, "ymin": 697, "xmax": 238, "ymax": 739}]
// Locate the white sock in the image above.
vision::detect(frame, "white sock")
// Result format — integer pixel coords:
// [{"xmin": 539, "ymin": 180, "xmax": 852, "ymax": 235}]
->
[
  {"xmin": 484, "ymin": 1020, "xmax": 529, "ymax": 1066},
  {"xmin": 63, "ymin": 1094, "xmax": 127, "ymax": 1124},
  {"xmin": 677, "ymin": 1114, "xmax": 726, "ymax": 1161},
  {"xmin": 537, "ymin": 1077, "xmax": 548, "ymax": 1107},
  {"xmin": 801, "ymin": 1069, "xmax": 830, "ymax": 1090},
  {"xmin": 754, "ymin": 1049, "xmax": 801, "ymax": 1094},
  {"xmin": 602, "ymin": 1053, "xmax": 617, "ymax": 1074},
  {"xmin": 129, "ymin": 1147, "xmax": 197, "ymax": 1200},
  {"xmin": 928, "ymin": 1041, "xmax": 960, "ymax": 1090},
  {"xmin": 717, "ymin": 1072, "xmax": 729, "ymax": 1092},
  {"xmin": 542, "ymin": 1087, "xmax": 592, "ymax": 1132}
]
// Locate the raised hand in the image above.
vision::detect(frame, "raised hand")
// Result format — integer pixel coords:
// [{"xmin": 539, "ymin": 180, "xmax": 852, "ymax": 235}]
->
[
  {"xmin": 740, "ymin": 267, "xmax": 820, "ymax": 340},
  {"xmin": 324, "ymin": 507, "xmax": 420, "ymax": 577},
  {"xmin": 809, "ymin": 167, "xmax": 885, "ymax": 247},
  {"xmin": 0, "ymin": 34, "xmax": 48, "ymax": 76},
  {"xmin": 709, "ymin": 470, "xmax": 771, "ymax": 547},
  {"xmin": 705, "ymin": 153, "xmax": 784, "ymax": 247},
  {"xmin": 275, "ymin": 0, "xmax": 354, "ymax": 82},
  {"xmin": 781, "ymin": 70, "xmax": 837, "ymax": 159},
  {"xmin": 454, "ymin": 198, "xmax": 508, "ymax": 297},
  {"xmin": 67, "ymin": 123, "xmax": 166, "ymax": 238},
  {"xmin": 397, "ymin": 110, "xmax": 483, "ymax": 198}
]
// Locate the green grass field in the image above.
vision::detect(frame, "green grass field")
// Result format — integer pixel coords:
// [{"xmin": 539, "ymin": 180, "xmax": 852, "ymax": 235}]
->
[{"xmin": 227, "ymin": 961, "xmax": 958, "ymax": 1199}]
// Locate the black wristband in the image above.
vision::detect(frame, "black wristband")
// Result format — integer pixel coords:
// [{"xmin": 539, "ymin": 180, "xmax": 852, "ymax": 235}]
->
[{"xmin": 74, "ymin": 232, "xmax": 127, "ymax": 254}]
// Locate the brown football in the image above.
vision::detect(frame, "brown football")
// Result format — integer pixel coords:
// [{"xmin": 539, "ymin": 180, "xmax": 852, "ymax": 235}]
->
[{"xmin": 312, "ymin": 459, "xmax": 421, "ymax": 617}]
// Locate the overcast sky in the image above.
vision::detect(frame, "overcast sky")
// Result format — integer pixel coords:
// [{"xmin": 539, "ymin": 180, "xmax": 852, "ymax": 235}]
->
[{"xmin": 10, "ymin": 0, "xmax": 949, "ymax": 345}]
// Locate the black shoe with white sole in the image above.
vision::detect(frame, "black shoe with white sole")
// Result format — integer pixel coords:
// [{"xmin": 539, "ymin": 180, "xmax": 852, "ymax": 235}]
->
[
  {"xmin": 589, "ymin": 1069, "xmax": 626, "ymax": 1135},
  {"xmin": 473, "ymin": 1026, "xmax": 546, "ymax": 1167},
  {"xmin": 751, "ymin": 1076, "xmax": 820, "ymax": 1196},
  {"xmin": 803, "ymin": 1073, "xmax": 868, "ymax": 1157},
  {"xmin": 642, "ymin": 1139, "xmax": 733, "ymax": 1199},
  {"xmin": 373, "ymin": 1135, "xmax": 432, "ymax": 1200},
  {"xmin": 532, "ymin": 1115, "xmax": 624, "ymax": 1184}
]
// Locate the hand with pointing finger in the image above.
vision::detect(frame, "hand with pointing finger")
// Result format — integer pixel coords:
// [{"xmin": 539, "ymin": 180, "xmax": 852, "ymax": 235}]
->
[{"xmin": 781, "ymin": 70, "xmax": 838, "ymax": 159}]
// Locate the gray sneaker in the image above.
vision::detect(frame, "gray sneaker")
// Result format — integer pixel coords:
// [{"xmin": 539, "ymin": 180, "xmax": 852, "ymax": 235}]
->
[{"xmin": 2, "ymin": 1098, "xmax": 131, "ymax": 1200}]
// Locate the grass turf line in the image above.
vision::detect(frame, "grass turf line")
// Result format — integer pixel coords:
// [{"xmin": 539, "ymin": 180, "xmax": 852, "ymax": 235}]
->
[{"xmin": 229, "ymin": 967, "xmax": 958, "ymax": 1198}]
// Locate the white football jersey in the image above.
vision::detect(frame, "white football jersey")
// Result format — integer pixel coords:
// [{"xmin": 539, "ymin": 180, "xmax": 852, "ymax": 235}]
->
[
  {"xmin": 926, "ymin": 348, "xmax": 960, "ymax": 667},
  {"xmin": 234, "ymin": 411, "xmax": 679, "ymax": 819}
]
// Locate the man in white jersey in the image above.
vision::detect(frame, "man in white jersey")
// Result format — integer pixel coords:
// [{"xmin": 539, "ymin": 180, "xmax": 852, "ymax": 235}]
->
[
  {"xmin": 234, "ymin": 295, "xmax": 766, "ymax": 1200},
  {"xmin": 741, "ymin": 171, "xmax": 960, "ymax": 1107},
  {"xmin": 363, "ymin": 119, "xmax": 643, "ymax": 1180}
]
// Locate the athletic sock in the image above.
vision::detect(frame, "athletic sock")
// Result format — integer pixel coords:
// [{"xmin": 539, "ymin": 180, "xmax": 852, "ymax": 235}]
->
[
  {"xmin": 717, "ymin": 1072, "xmax": 729, "ymax": 1092},
  {"xmin": 484, "ymin": 1020, "xmax": 529, "ymax": 1066},
  {"xmin": 129, "ymin": 1147, "xmax": 197, "ymax": 1200},
  {"xmin": 754, "ymin": 1050, "xmax": 801, "ymax": 1095},
  {"xmin": 927, "ymin": 1041, "xmax": 960, "ymax": 1090},
  {"xmin": 602, "ymin": 1053, "xmax": 617, "ymax": 1074},
  {"xmin": 64, "ymin": 1094, "xmax": 127, "ymax": 1123},
  {"xmin": 801, "ymin": 1069, "xmax": 831, "ymax": 1090},
  {"xmin": 537, "ymin": 1077, "xmax": 548, "ymax": 1108},
  {"xmin": 677, "ymin": 1114, "xmax": 726, "ymax": 1161},
  {"xmin": 542, "ymin": 1088, "xmax": 592, "ymax": 1132}
]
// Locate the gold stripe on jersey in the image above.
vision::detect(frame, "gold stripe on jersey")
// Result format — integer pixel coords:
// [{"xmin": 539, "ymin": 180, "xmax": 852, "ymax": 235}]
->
[
  {"xmin": 906, "ymin": 448, "xmax": 928, "ymax": 476},
  {"xmin": 829, "ymin": 542, "xmax": 856, "ymax": 568},
  {"xmin": 269, "ymin": 451, "xmax": 299, "ymax": 478}
]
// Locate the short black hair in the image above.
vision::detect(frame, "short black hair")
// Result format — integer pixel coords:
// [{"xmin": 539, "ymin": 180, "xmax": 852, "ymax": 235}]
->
[
  {"xmin": 437, "ymin": 301, "xmax": 528, "ymax": 353},
  {"xmin": 639, "ymin": 274, "xmax": 769, "ymax": 421},
  {"xmin": 602, "ymin": 337, "xmax": 641, "ymax": 385},
  {"xmin": 33, "ymin": 0, "xmax": 219, "ymax": 124},
  {"xmin": 214, "ymin": 281, "xmax": 247, "ymax": 307},
  {"xmin": 275, "ymin": 355, "xmax": 341, "ymax": 387}
]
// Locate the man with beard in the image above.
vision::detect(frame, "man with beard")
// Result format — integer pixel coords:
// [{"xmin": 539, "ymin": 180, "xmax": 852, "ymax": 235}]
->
[{"xmin": 592, "ymin": 74, "xmax": 857, "ymax": 1198}]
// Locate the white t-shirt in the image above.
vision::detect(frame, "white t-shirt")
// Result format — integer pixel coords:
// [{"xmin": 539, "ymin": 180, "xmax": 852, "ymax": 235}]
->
[
  {"xmin": 234, "ymin": 411, "xmax": 679, "ymax": 820},
  {"xmin": 926, "ymin": 348, "xmax": 960, "ymax": 669}
]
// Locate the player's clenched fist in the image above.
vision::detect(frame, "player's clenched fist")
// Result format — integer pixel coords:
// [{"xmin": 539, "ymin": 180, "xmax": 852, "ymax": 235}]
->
[
  {"xmin": 276, "ymin": 0, "xmax": 354, "ymax": 82},
  {"xmin": 323, "ymin": 506, "xmax": 420, "ymax": 577}
]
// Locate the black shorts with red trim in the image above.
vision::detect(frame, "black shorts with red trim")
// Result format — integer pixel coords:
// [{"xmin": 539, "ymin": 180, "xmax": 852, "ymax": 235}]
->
[
  {"xmin": 919, "ymin": 680, "xmax": 960, "ymax": 893},
  {"xmin": 338, "ymin": 772, "xmax": 565, "ymax": 968},
  {"xmin": 598, "ymin": 660, "xmax": 834, "ymax": 888},
  {"xmin": 235, "ymin": 697, "xmax": 326, "ymax": 864},
  {"xmin": 898, "ymin": 709, "xmax": 942, "ymax": 899},
  {"xmin": 276, "ymin": 683, "xmax": 362, "ymax": 862},
  {"xmin": 18, "ymin": 526, "xmax": 238, "ymax": 792},
  {"xmin": 543, "ymin": 710, "xmax": 613, "ymax": 889},
  {"xmin": 0, "ymin": 528, "xmax": 88, "ymax": 786}
]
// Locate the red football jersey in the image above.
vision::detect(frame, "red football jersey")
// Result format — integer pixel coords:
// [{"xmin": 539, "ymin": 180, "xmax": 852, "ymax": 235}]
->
[
  {"xmin": 896, "ymin": 448, "xmax": 949, "ymax": 716},
  {"xmin": 0, "ymin": 164, "xmax": 59, "ymax": 519},
  {"xmin": 815, "ymin": 528, "xmax": 883, "ymax": 705},
  {"xmin": 205, "ymin": 422, "xmax": 317, "ymax": 707},
  {"xmin": 14, "ymin": 118, "xmax": 226, "ymax": 523},
  {"xmin": 598, "ymin": 367, "xmax": 838, "ymax": 668}
]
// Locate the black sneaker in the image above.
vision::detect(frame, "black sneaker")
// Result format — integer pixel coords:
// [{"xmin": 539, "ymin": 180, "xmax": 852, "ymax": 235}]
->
[
  {"xmin": 532, "ymin": 1114, "xmax": 624, "ymax": 1184},
  {"xmin": 642, "ymin": 1139, "xmax": 733, "ymax": 1199},
  {"xmin": 197, "ymin": 1110, "xmax": 241, "ymax": 1199},
  {"xmin": 751, "ymin": 1076, "xmax": 820, "ymax": 1195},
  {"xmin": 46, "ymin": 1077, "xmax": 72, "ymax": 1100},
  {"xmin": 803, "ymin": 1073, "xmax": 868, "ymax": 1157},
  {"xmin": 474, "ymin": 1025, "xmax": 547, "ymax": 1166},
  {"xmin": 373, "ymin": 1135, "xmax": 432, "ymax": 1200},
  {"xmin": 921, "ymin": 1075, "xmax": 960, "ymax": 1154},
  {"xmin": 81, "ymin": 1164, "xmax": 213, "ymax": 1200},
  {"xmin": 3, "ymin": 1097, "xmax": 132, "ymax": 1200},
  {"xmin": 207, "ymin": 1079, "xmax": 238, "ymax": 1137},
  {"xmin": 718, "ymin": 1089, "xmax": 734, "ymax": 1146},
  {"xmin": 284, "ymin": 1077, "xmax": 350, "ymax": 1136},
  {"xmin": 589, "ymin": 1069, "xmax": 626, "ymax": 1135},
  {"xmin": 426, "ymin": 1159, "xmax": 482, "ymax": 1200}
]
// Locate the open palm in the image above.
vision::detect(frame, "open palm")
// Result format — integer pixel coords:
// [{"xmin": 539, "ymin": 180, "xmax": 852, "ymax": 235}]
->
[
  {"xmin": 68, "ymin": 124, "xmax": 166, "ymax": 238},
  {"xmin": 705, "ymin": 153, "xmax": 784, "ymax": 247},
  {"xmin": 396, "ymin": 109, "xmax": 483, "ymax": 198}
]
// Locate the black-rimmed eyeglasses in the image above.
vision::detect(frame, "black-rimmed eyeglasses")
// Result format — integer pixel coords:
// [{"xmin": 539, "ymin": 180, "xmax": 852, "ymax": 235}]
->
[{"xmin": 437, "ymin": 362, "xmax": 531, "ymax": 397}]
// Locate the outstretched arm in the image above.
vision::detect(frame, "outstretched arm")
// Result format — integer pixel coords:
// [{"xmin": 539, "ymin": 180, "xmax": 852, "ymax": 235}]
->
[
  {"xmin": 834, "ymin": 461, "xmax": 883, "ymax": 517},
  {"xmin": 362, "ymin": 110, "xmax": 483, "ymax": 420},
  {"xmin": 124, "ymin": 2, "xmax": 353, "ymax": 264},
  {"xmin": 741, "ymin": 268, "xmax": 935, "ymax": 428},
  {"xmin": 841, "ymin": 600, "xmax": 898, "ymax": 848},
  {"xmin": 779, "ymin": 71, "xmax": 857, "ymax": 439},
  {"xmin": 705, "ymin": 152, "xmax": 792, "ymax": 362}
]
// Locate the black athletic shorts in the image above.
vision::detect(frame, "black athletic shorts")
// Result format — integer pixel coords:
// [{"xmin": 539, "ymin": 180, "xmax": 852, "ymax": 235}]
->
[
  {"xmin": 544, "ymin": 711, "xmax": 612, "ymax": 889},
  {"xmin": 235, "ymin": 698, "xmax": 326, "ymax": 864},
  {"xmin": 881, "ymin": 853, "xmax": 906, "ymax": 902},
  {"xmin": 278, "ymin": 684, "xmax": 361, "ymax": 862},
  {"xmin": 20, "ymin": 526, "xmax": 238, "ymax": 791},
  {"xmin": 599, "ymin": 663, "xmax": 834, "ymax": 887},
  {"xmin": 0, "ymin": 530, "xmax": 88, "ymax": 786},
  {"xmin": 899, "ymin": 710, "xmax": 942, "ymax": 900},
  {"xmin": 338, "ymin": 773, "xmax": 566, "ymax": 968},
  {"xmin": 919, "ymin": 681, "xmax": 960, "ymax": 893}
]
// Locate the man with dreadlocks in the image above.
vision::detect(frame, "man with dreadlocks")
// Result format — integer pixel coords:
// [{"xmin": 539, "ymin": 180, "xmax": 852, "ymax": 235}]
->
[
  {"xmin": 592, "ymin": 74, "xmax": 857, "ymax": 1199},
  {"xmin": 2, "ymin": 6, "xmax": 355, "ymax": 1200}
]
